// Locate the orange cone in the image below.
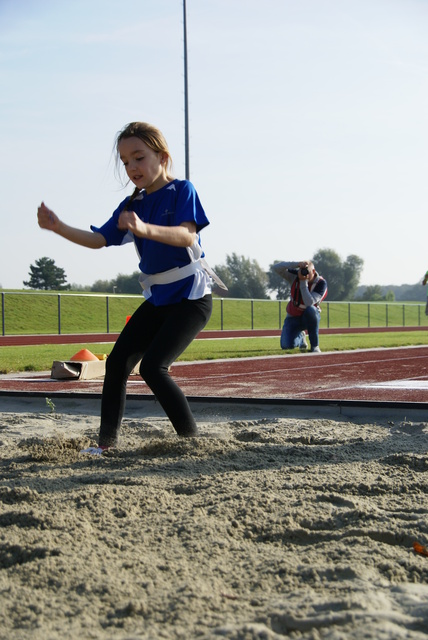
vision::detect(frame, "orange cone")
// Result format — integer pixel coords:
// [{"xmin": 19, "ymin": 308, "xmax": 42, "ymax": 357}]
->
[{"xmin": 69, "ymin": 349, "xmax": 99, "ymax": 362}]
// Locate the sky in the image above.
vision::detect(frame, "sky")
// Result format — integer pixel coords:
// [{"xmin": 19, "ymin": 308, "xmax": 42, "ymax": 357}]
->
[{"xmin": 1, "ymin": 0, "xmax": 428, "ymax": 291}]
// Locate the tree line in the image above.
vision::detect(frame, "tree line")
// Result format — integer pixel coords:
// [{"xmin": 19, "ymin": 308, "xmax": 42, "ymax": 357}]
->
[{"xmin": 21, "ymin": 251, "xmax": 426, "ymax": 302}]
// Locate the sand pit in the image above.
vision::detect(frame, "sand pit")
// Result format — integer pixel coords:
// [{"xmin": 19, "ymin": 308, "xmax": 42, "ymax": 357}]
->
[{"xmin": 1, "ymin": 395, "xmax": 428, "ymax": 639}]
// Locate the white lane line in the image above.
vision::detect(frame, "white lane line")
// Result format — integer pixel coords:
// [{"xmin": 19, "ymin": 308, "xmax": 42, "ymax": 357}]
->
[{"xmin": 358, "ymin": 380, "xmax": 428, "ymax": 390}]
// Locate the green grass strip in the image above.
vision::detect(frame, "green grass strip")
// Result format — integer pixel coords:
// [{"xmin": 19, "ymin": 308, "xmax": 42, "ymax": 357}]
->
[{"xmin": 1, "ymin": 331, "xmax": 427, "ymax": 374}]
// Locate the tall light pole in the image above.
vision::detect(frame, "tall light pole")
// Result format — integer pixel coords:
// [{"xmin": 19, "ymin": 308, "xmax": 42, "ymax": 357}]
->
[{"xmin": 183, "ymin": 0, "xmax": 190, "ymax": 179}]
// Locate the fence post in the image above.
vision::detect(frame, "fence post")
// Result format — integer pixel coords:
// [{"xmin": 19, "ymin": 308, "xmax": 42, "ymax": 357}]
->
[
  {"xmin": 58, "ymin": 294, "xmax": 61, "ymax": 335},
  {"xmin": 419, "ymin": 305, "xmax": 421, "ymax": 326},
  {"xmin": 251, "ymin": 300, "xmax": 254, "ymax": 330},
  {"xmin": 386, "ymin": 304, "xmax": 388, "ymax": 327},
  {"xmin": 348, "ymin": 302, "xmax": 351, "ymax": 328},
  {"xmin": 279, "ymin": 301, "xmax": 281, "ymax": 329},
  {"xmin": 368, "ymin": 303, "xmax": 370, "ymax": 328},
  {"xmin": 403, "ymin": 304, "xmax": 405, "ymax": 327},
  {"xmin": 106, "ymin": 296, "xmax": 110, "ymax": 333},
  {"xmin": 1, "ymin": 292, "xmax": 4, "ymax": 336},
  {"xmin": 327, "ymin": 302, "xmax": 330, "ymax": 328},
  {"xmin": 221, "ymin": 298, "xmax": 224, "ymax": 331}
]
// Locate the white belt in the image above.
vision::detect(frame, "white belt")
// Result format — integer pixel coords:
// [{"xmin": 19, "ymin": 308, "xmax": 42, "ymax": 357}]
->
[
  {"xmin": 199, "ymin": 257, "xmax": 228, "ymax": 290},
  {"xmin": 139, "ymin": 259, "xmax": 228, "ymax": 293}
]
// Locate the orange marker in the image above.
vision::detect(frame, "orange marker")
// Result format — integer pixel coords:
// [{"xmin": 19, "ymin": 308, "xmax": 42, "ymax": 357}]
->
[{"xmin": 413, "ymin": 541, "xmax": 428, "ymax": 557}]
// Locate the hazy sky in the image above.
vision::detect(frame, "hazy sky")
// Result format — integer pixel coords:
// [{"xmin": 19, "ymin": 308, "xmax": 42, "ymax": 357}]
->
[{"xmin": 1, "ymin": 0, "xmax": 427, "ymax": 290}]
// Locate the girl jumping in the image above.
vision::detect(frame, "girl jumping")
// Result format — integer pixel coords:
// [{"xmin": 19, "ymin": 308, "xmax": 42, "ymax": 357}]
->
[{"xmin": 38, "ymin": 122, "xmax": 223, "ymax": 454}]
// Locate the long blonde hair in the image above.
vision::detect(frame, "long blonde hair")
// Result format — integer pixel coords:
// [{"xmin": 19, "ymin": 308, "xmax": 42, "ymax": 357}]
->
[{"xmin": 115, "ymin": 122, "xmax": 174, "ymax": 208}]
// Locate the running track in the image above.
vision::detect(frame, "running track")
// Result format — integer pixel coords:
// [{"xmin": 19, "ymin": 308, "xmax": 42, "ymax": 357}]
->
[{"xmin": 1, "ymin": 345, "xmax": 428, "ymax": 406}]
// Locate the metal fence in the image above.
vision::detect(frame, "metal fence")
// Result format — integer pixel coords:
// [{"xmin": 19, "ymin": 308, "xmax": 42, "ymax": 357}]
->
[{"xmin": 1, "ymin": 291, "xmax": 427, "ymax": 336}]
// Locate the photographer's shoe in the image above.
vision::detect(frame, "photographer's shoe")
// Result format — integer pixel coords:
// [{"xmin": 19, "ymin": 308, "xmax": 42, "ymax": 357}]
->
[
  {"xmin": 299, "ymin": 333, "xmax": 308, "ymax": 351},
  {"xmin": 310, "ymin": 346, "xmax": 321, "ymax": 353}
]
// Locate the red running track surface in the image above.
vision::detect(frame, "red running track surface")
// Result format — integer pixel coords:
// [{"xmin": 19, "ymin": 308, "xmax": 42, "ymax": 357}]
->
[{"xmin": 1, "ymin": 346, "xmax": 428, "ymax": 404}]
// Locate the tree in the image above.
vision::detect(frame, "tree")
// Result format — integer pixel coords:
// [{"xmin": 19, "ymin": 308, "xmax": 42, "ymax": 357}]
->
[
  {"xmin": 356, "ymin": 282, "xmax": 426, "ymax": 301},
  {"xmin": 90, "ymin": 272, "xmax": 141, "ymax": 294},
  {"xmin": 70, "ymin": 283, "xmax": 91, "ymax": 291},
  {"xmin": 213, "ymin": 253, "xmax": 269, "ymax": 299},
  {"xmin": 267, "ymin": 261, "xmax": 292, "ymax": 300},
  {"xmin": 23, "ymin": 257, "xmax": 70, "ymax": 290},
  {"xmin": 312, "ymin": 248, "xmax": 364, "ymax": 301},
  {"xmin": 312, "ymin": 249, "xmax": 344, "ymax": 300},
  {"xmin": 360, "ymin": 285, "xmax": 385, "ymax": 301},
  {"xmin": 342, "ymin": 254, "xmax": 364, "ymax": 300},
  {"xmin": 91, "ymin": 279, "xmax": 115, "ymax": 293},
  {"xmin": 358, "ymin": 285, "xmax": 396, "ymax": 302},
  {"xmin": 114, "ymin": 272, "xmax": 142, "ymax": 294}
]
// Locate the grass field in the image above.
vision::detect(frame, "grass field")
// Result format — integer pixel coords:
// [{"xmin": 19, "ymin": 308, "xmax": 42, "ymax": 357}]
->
[
  {"xmin": 1, "ymin": 291, "xmax": 427, "ymax": 334},
  {"xmin": 1, "ymin": 331, "xmax": 428, "ymax": 374}
]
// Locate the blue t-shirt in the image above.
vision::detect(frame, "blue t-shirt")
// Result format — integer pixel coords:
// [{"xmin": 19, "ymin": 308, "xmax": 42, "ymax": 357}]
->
[{"xmin": 91, "ymin": 180, "xmax": 210, "ymax": 305}]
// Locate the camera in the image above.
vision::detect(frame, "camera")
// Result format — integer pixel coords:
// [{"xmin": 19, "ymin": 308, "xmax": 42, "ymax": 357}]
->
[{"xmin": 300, "ymin": 267, "xmax": 309, "ymax": 277}]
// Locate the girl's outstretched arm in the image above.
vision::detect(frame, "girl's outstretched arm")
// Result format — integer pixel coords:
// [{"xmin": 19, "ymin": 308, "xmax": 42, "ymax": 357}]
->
[
  {"xmin": 117, "ymin": 209, "xmax": 196, "ymax": 247},
  {"xmin": 37, "ymin": 202, "xmax": 106, "ymax": 249}
]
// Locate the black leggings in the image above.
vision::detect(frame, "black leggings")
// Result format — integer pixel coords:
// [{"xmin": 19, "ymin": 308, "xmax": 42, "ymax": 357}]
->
[{"xmin": 99, "ymin": 294, "xmax": 212, "ymax": 446}]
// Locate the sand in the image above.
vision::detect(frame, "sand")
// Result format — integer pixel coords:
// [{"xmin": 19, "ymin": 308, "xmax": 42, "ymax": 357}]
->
[{"xmin": 1, "ymin": 395, "xmax": 428, "ymax": 639}]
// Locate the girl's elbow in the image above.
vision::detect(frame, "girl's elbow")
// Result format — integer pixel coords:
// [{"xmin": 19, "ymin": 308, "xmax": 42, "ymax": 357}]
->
[
  {"xmin": 184, "ymin": 231, "xmax": 197, "ymax": 247},
  {"xmin": 179, "ymin": 222, "xmax": 197, "ymax": 247},
  {"xmin": 92, "ymin": 233, "xmax": 107, "ymax": 249}
]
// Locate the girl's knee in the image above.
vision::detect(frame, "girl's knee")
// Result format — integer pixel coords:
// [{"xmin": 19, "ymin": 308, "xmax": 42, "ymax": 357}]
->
[{"xmin": 139, "ymin": 358, "xmax": 168, "ymax": 383}]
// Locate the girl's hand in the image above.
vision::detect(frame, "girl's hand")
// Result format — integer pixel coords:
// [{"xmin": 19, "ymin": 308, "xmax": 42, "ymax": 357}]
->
[
  {"xmin": 37, "ymin": 202, "xmax": 60, "ymax": 232},
  {"xmin": 117, "ymin": 210, "xmax": 148, "ymax": 237},
  {"xmin": 117, "ymin": 212, "xmax": 196, "ymax": 247}
]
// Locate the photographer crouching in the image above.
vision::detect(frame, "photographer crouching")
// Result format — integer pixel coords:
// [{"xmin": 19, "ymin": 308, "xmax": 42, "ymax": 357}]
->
[{"xmin": 273, "ymin": 260, "xmax": 328, "ymax": 353}]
